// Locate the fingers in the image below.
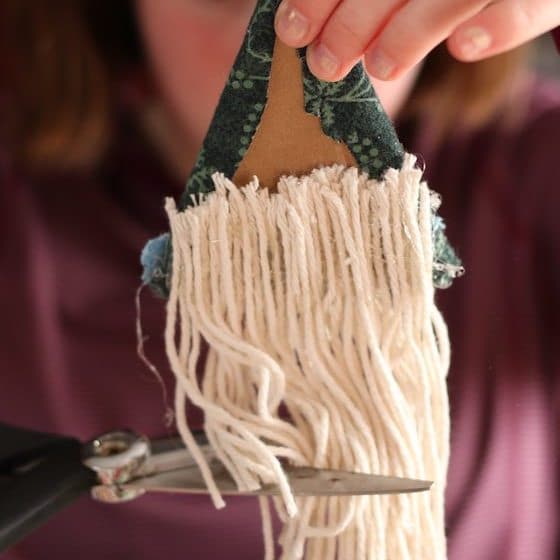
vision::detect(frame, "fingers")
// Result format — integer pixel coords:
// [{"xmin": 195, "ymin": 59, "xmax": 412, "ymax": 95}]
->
[
  {"xmin": 306, "ymin": 0, "xmax": 404, "ymax": 81},
  {"xmin": 274, "ymin": 0, "xmax": 560, "ymax": 83},
  {"xmin": 364, "ymin": 0, "xmax": 489, "ymax": 80},
  {"xmin": 275, "ymin": 0, "xmax": 405, "ymax": 80},
  {"xmin": 274, "ymin": 0, "xmax": 338, "ymax": 48},
  {"xmin": 447, "ymin": 0, "xmax": 560, "ymax": 61},
  {"xmin": 275, "ymin": 0, "xmax": 490, "ymax": 82}
]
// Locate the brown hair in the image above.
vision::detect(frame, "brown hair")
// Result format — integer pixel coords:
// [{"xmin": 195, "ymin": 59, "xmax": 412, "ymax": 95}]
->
[
  {"xmin": 0, "ymin": 0, "xmax": 142, "ymax": 170},
  {"xmin": 402, "ymin": 42, "xmax": 530, "ymax": 143},
  {"xmin": 0, "ymin": 0, "xmax": 529, "ymax": 171}
]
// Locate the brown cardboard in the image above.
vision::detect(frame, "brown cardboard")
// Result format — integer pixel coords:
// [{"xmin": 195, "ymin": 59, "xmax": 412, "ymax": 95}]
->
[{"xmin": 233, "ymin": 40, "xmax": 357, "ymax": 190}]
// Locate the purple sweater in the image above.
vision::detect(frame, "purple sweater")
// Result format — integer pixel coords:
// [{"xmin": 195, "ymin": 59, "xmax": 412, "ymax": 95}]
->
[{"xmin": 1, "ymin": 75, "xmax": 559, "ymax": 559}]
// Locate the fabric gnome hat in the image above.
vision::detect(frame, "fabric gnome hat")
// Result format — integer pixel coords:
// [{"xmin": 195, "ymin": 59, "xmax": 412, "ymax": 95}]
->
[
  {"xmin": 140, "ymin": 1, "xmax": 464, "ymax": 559},
  {"xmin": 141, "ymin": 0, "xmax": 462, "ymax": 297}
]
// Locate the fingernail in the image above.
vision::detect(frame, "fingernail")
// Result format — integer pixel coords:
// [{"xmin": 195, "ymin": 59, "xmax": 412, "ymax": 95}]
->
[
  {"xmin": 311, "ymin": 43, "xmax": 340, "ymax": 78},
  {"xmin": 366, "ymin": 49, "xmax": 396, "ymax": 80},
  {"xmin": 458, "ymin": 26, "xmax": 492, "ymax": 60},
  {"xmin": 276, "ymin": 2, "xmax": 310, "ymax": 44}
]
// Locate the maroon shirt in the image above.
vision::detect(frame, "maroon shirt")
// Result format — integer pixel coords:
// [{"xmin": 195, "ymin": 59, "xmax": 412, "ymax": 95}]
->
[
  {"xmin": 1, "ymin": 74, "xmax": 559, "ymax": 559},
  {"xmin": 553, "ymin": 28, "xmax": 560, "ymax": 52}
]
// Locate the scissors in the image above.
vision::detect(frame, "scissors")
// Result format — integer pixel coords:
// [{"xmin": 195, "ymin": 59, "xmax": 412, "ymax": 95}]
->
[{"xmin": 0, "ymin": 422, "xmax": 431, "ymax": 552}]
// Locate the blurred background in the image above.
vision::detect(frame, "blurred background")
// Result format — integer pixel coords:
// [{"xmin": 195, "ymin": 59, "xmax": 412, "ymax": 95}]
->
[{"xmin": 535, "ymin": 34, "xmax": 560, "ymax": 76}]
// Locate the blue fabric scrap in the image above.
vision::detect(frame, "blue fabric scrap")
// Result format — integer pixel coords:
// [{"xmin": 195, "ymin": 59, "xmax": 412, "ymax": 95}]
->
[{"xmin": 140, "ymin": 233, "xmax": 172, "ymax": 299}]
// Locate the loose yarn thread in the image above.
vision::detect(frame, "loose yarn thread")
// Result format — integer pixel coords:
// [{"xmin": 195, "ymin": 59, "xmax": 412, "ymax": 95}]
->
[{"xmin": 164, "ymin": 154, "xmax": 450, "ymax": 559}]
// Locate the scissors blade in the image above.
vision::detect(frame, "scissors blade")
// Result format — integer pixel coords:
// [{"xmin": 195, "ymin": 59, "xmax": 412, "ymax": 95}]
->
[{"xmin": 124, "ymin": 460, "xmax": 432, "ymax": 497}]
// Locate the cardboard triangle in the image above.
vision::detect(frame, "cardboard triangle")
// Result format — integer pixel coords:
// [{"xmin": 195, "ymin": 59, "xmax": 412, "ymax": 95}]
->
[{"xmin": 233, "ymin": 39, "xmax": 356, "ymax": 189}]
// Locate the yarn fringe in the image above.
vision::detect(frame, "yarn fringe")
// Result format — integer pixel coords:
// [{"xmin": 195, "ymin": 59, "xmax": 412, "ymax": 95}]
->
[{"xmin": 164, "ymin": 153, "xmax": 450, "ymax": 559}]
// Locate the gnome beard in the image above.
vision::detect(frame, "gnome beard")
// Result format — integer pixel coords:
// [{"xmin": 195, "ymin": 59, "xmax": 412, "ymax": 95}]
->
[
  {"xmin": 141, "ymin": 1, "xmax": 463, "ymax": 558},
  {"xmin": 165, "ymin": 158, "xmax": 451, "ymax": 560}
]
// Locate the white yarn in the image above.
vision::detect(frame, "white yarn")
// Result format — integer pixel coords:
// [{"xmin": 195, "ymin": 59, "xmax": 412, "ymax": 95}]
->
[{"xmin": 164, "ymin": 153, "xmax": 450, "ymax": 559}]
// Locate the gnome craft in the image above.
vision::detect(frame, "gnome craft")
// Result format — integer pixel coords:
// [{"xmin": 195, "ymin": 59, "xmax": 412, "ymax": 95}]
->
[{"xmin": 141, "ymin": 1, "xmax": 463, "ymax": 558}]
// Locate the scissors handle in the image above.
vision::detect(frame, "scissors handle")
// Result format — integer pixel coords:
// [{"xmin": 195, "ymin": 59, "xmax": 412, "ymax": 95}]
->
[{"xmin": 0, "ymin": 422, "xmax": 96, "ymax": 552}]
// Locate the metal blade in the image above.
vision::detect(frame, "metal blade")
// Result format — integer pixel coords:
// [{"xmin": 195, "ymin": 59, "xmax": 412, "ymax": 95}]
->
[{"xmin": 124, "ymin": 461, "xmax": 432, "ymax": 497}]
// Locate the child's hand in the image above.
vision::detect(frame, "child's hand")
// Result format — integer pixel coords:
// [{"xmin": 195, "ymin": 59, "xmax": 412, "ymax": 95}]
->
[{"xmin": 274, "ymin": 0, "xmax": 560, "ymax": 81}]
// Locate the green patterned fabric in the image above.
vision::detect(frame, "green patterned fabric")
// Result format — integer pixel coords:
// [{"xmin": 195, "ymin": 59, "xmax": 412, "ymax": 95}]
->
[
  {"xmin": 299, "ymin": 51, "xmax": 404, "ymax": 178},
  {"xmin": 181, "ymin": 0, "xmax": 403, "ymax": 208},
  {"xmin": 179, "ymin": 0, "xmax": 276, "ymax": 210},
  {"xmin": 141, "ymin": 0, "xmax": 463, "ymax": 298}
]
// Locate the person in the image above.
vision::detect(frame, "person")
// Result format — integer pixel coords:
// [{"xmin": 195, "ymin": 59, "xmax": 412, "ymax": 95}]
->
[{"xmin": 0, "ymin": 1, "xmax": 559, "ymax": 558}]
